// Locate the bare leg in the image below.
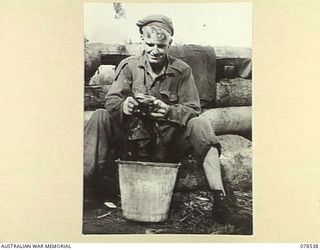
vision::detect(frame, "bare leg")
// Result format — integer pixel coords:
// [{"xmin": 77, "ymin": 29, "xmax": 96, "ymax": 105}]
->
[
  {"xmin": 203, "ymin": 147, "xmax": 226, "ymax": 194},
  {"xmin": 203, "ymin": 146, "xmax": 250, "ymax": 226},
  {"xmin": 183, "ymin": 117, "xmax": 249, "ymax": 225}
]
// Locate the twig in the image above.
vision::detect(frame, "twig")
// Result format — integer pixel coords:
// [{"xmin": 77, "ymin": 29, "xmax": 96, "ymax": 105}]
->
[
  {"xmin": 195, "ymin": 207, "xmax": 205, "ymax": 216},
  {"xmin": 185, "ymin": 203, "xmax": 205, "ymax": 216},
  {"xmin": 179, "ymin": 214, "xmax": 190, "ymax": 222},
  {"xmin": 96, "ymin": 212, "xmax": 111, "ymax": 219}
]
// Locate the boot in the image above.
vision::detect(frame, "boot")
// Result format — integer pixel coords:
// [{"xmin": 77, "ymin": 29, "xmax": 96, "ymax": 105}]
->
[
  {"xmin": 212, "ymin": 190, "xmax": 251, "ymax": 227},
  {"xmin": 212, "ymin": 190, "xmax": 228, "ymax": 223}
]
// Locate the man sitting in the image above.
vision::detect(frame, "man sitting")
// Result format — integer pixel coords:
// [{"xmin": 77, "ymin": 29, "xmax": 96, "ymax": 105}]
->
[{"xmin": 84, "ymin": 14, "xmax": 240, "ymax": 225}]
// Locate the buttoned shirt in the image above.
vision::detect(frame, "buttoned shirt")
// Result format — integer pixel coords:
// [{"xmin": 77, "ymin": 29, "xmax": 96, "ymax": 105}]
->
[{"xmin": 104, "ymin": 51, "xmax": 201, "ymax": 127}]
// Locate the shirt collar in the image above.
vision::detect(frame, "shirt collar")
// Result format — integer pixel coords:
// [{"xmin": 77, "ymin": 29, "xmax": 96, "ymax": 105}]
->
[{"xmin": 138, "ymin": 50, "xmax": 183, "ymax": 75}]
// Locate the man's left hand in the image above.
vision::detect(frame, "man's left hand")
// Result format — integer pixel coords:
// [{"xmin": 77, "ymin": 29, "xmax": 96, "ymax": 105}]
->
[{"xmin": 150, "ymin": 99, "xmax": 170, "ymax": 119}]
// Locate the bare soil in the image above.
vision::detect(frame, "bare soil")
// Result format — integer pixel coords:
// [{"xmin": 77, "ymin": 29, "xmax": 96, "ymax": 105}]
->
[{"xmin": 82, "ymin": 190, "xmax": 252, "ymax": 235}]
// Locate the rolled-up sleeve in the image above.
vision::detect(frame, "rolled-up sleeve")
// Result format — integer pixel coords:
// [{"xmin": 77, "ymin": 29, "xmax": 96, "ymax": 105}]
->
[{"xmin": 166, "ymin": 67, "xmax": 201, "ymax": 126}]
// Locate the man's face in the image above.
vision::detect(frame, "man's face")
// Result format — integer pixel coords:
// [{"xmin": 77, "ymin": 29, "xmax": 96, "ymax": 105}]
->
[{"xmin": 142, "ymin": 34, "xmax": 171, "ymax": 65}]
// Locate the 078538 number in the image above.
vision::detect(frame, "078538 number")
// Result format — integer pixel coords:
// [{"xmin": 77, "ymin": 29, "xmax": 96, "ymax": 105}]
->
[{"xmin": 300, "ymin": 244, "xmax": 319, "ymax": 248}]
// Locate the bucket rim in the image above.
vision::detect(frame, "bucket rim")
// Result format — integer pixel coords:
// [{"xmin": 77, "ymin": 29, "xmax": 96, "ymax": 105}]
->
[{"xmin": 116, "ymin": 159, "xmax": 180, "ymax": 168}]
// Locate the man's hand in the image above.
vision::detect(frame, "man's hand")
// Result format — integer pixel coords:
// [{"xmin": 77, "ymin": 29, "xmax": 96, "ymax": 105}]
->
[
  {"xmin": 150, "ymin": 99, "xmax": 170, "ymax": 119},
  {"xmin": 123, "ymin": 96, "xmax": 139, "ymax": 115}
]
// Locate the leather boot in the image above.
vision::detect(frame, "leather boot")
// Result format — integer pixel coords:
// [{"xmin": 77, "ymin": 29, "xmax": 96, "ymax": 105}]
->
[
  {"xmin": 212, "ymin": 190, "xmax": 228, "ymax": 223},
  {"xmin": 212, "ymin": 190, "xmax": 251, "ymax": 227}
]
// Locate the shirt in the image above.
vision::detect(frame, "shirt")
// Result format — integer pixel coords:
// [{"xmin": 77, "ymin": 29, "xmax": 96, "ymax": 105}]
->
[
  {"xmin": 104, "ymin": 51, "xmax": 201, "ymax": 127},
  {"xmin": 104, "ymin": 52, "xmax": 202, "ymax": 161}
]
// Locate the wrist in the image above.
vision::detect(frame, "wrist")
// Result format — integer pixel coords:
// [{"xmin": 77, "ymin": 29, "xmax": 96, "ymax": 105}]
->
[{"xmin": 163, "ymin": 105, "xmax": 171, "ymax": 119}]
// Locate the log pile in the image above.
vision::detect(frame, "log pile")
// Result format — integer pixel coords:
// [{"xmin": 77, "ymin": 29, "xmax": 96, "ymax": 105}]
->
[
  {"xmin": 176, "ymin": 135, "xmax": 252, "ymax": 192},
  {"xmin": 201, "ymin": 107, "xmax": 251, "ymax": 135},
  {"xmin": 84, "ymin": 43, "xmax": 252, "ymax": 110},
  {"xmin": 83, "ymin": 43, "xmax": 252, "ymax": 196},
  {"xmin": 216, "ymin": 78, "xmax": 251, "ymax": 107}
]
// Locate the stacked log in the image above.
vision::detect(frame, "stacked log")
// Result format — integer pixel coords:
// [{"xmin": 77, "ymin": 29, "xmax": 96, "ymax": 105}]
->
[
  {"xmin": 84, "ymin": 43, "xmax": 105, "ymax": 84},
  {"xmin": 83, "ymin": 43, "xmax": 252, "ymax": 196},
  {"xmin": 88, "ymin": 65, "xmax": 115, "ymax": 86},
  {"xmin": 175, "ymin": 135, "xmax": 252, "ymax": 192},
  {"xmin": 216, "ymin": 78, "xmax": 251, "ymax": 107},
  {"xmin": 201, "ymin": 107, "xmax": 251, "ymax": 135},
  {"xmin": 84, "ymin": 43, "xmax": 252, "ymax": 110},
  {"xmin": 84, "ymin": 43, "xmax": 251, "ymax": 82},
  {"xmin": 84, "ymin": 79, "xmax": 252, "ymax": 110}
]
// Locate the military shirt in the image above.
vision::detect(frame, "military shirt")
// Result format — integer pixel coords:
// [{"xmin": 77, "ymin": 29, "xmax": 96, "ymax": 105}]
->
[{"xmin": 104, "ymin": 51, "xmax": 201, "ymax": 127}]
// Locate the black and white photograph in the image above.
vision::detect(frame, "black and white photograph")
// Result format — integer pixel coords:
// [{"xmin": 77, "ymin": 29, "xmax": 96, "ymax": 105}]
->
[{"xmin": 83, "ymin": 2, "xmax": 252, "ymax": 235}]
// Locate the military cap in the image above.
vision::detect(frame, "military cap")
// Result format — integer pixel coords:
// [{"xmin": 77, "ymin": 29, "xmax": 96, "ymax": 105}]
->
[{"xmin": 136, "ymin": 14, "xmax": 174, "ymax": 36}]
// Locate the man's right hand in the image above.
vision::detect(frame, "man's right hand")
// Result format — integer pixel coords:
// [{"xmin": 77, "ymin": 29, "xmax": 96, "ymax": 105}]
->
[{"xmin": 123, "ymin": 96, "xmax": 139, "ymax": 115}]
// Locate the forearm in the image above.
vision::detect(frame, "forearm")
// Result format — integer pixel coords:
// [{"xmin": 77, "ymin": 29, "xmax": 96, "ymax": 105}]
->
[{"xmin": 104, "ymin": 80, "xmax": 132, "ymax": 120}]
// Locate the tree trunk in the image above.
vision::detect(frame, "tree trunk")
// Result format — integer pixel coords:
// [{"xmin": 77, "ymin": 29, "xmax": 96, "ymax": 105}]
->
[
  {"xmin": 215, "ymin": 78, "xmax": 252, "ymax": 107},
  {"xmin": 201, "ymin": 106, "xmax": 251, "ymax": 135}
]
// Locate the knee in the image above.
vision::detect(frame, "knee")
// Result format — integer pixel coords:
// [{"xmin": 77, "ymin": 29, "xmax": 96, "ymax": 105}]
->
[
  {"xmin": 187, "ymin": 116, "xmax": 213, "ymax": 132},
  {"xmin": 186, "ymin": 116, "xmax": 217, "ymax": 144},
  {"xmin": 187, "ymin": 116, "xmax": 221, "ymax": 159},
  {"xmin": 89, "ymin": 109, "xmax": 110, "ymax": 122},
  {"xmin": 85, "ymin": 109, "xmax": 111, "ymax": 129}
]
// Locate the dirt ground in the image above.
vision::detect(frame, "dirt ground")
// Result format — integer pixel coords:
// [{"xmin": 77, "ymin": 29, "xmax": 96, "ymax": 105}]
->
[{"xmin": 82, "ymin": 189, "xmax": 252, "ymax": 235}]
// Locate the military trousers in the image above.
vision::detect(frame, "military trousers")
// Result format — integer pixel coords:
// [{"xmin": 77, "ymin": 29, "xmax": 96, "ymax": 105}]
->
[{"xmin": 84, "ymin": 109, "xmax": 220, "ymax": 192}]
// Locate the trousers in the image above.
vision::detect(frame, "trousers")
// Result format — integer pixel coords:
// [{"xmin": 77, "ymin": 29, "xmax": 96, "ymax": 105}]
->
[{"xmin": 83, "ymin": 109, "xmax": 220, "ymax": 192}]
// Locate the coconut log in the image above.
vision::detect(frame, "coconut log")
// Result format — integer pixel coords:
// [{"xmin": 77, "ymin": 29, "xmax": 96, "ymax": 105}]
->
[
  {"xmin": 88, "ymin": 65, "xmax": 115, "ymax": 86},
  {"xmin": 175, "ymin": 134, "xmax": 252, "ymax": 192},
  {"xmin": 84, "ymin": 106, "xmax": 252, "ymax": 139},
  {"xmin": 216, "ymin": 78, "xmax": 252, "ymax": 107},
  {"xmin": 201, "ymin": 106, "xmax": 251, "ymax": 135},
  {"xmin": 85, "ymin": 77, "xmax": 252, "ymax": 110},
  {"xmin": 85, "ymin": 43, "xmax": 251, "ymax": 83},
  {"xmin": 84, "ymin": 78, "xmax": 252, "ymax": 110},
  {"xmin": 85, "ymin": 106, "xmax": 252, "ymax": 138},
  {"xmin": 85, "ymin": 43, "xmax": 105, "ymax": 84}
]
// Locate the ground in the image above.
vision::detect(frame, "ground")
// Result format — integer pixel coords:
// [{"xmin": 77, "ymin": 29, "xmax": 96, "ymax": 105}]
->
[{"xmin": 83, "ymin": 189, "xmax": 252, "ymax": 235}]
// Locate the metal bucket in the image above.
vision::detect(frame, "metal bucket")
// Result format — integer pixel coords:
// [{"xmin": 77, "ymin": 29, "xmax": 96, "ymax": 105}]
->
[{"xmin": 117, "ymin": 160, "xmax": 180, "ymax": 222}]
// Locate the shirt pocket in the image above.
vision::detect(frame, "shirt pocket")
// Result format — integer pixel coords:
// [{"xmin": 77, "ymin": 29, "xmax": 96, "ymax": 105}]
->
[{"xmin": 159, "ymin": 90, "xmax": 178, "ymax": 105}]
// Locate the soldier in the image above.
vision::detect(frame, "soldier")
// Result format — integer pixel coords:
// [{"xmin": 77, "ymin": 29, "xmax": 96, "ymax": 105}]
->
[{"xmin": 84, "ymin": 14, "xmax": 244, "ymax": 225}]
